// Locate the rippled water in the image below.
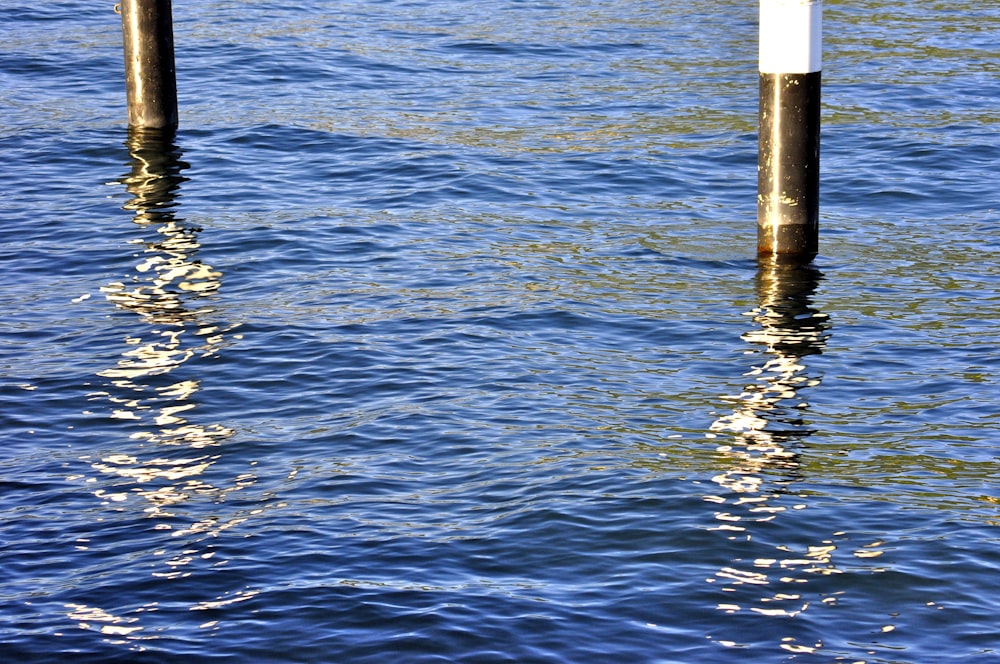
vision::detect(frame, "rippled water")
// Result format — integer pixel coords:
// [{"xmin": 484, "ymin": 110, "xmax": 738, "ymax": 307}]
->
[{"xmin": 2, "ymin": 1, "xmax": 998, "ymax": 662}]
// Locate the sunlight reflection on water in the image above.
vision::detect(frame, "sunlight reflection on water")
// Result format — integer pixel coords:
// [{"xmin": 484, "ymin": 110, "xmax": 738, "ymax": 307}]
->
[
  {"xmin": 703, "ymin": 260, "xmax": 836, "ymax": 644},
  {"xmin": 1, "ymin": 1, "xmax": 998, "ymax": 662},
  {"xmin": 86, "ymin": 131, "xmax": 252, "ymax": 597}
]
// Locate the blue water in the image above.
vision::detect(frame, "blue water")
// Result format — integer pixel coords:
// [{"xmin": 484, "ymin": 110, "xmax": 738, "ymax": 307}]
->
[{"xmin": 2, "ymin": 2, "xmax": 999, "ymax": 662}]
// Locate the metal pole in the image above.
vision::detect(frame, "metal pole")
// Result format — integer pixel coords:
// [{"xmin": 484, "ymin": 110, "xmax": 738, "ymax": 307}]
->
[
  {"xmin": 757, "ymin": 0, "xmax": 821, "ymax": 259},
  {"xmin": 120, "ymin": 0, "xmax": 178, "ymax": 130}
]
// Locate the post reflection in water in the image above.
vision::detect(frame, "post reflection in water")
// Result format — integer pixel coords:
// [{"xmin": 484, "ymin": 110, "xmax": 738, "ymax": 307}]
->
[
  {"xmin": 88, "ymin": 128, "xmax": 250, "ymax": 561},
  {"xmin": 704, "ymin": 259, "xmax": 840, "ymax": 649},
  {"xmin": 710, "ymin": 259, "xmax": 830, "ymax": 491},
  {"xmin": 72, "ymin": 131, "xmax": 264, "ymax": 642}
]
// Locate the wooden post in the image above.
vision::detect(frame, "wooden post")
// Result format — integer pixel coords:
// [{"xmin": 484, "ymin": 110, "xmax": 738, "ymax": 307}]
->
[
  {"xmin": 120, "ymin": 0, "xmax": 178, "ymax": 130},
  {"xmin": 757, "ymin": 0, "xmax": 821, "ymax": 260}
]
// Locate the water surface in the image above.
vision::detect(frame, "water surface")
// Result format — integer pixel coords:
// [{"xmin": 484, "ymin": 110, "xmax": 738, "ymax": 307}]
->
[{"xmin": 1, "ymin": 1, "xmax": 998, "ymax": 661}]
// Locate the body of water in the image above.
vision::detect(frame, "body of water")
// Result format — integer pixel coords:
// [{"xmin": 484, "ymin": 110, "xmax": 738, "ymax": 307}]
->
[{"xmin": 2, "ymin": 1, "xmax": 998, "ymax": 661}]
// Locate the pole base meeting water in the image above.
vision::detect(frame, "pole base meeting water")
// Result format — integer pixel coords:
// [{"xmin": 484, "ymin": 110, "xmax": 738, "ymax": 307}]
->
[
  {"xmin": 757, "ymin": 0, "xmax": 821, "ymax": 261},
  {"xmin": 120, "ymin": 0, "xmax": 178, "ymax": 130}
]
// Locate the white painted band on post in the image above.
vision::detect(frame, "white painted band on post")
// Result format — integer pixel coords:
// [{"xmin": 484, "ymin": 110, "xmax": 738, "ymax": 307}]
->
[{"xmin": 759, "ymin": 0, "xmax": 822, "ymax": 74}]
